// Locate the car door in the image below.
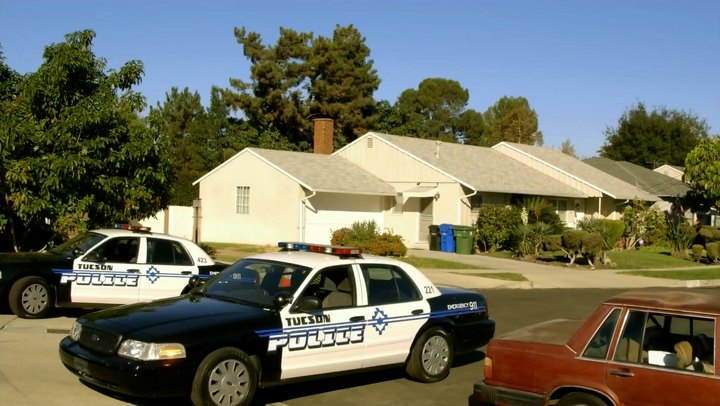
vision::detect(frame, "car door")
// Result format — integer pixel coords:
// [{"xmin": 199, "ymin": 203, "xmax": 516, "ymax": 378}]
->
[
  {"xmin": 606, "ymin": 309, "xmax": 718, "ymax": 406},
  {"xmin": 138, "ymin": 237, "xmax": 198, "ymax": 302},
  {"xmin": 70, "ymin": 236, "xmax": 141, "ymax": 304},
  {"xmin": 356, "ymin": 263, "xmax": 430, "ymax": 369},
  {"xmin": 275, "ymin": 264, "xmax": 366, "ymax": 380}
]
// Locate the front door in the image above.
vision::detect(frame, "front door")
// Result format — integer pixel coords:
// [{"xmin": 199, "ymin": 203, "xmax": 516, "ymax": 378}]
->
[
  {"xmin": 276, "ymin": 265, "xmax": 366, "ymax": 379},
  {"xmin": 418, "ymin": 197, "xmax": 433, "ymax": 243},
  {"xmin": 70, "ymin": 236, "xmax": 141, "ymax": 304}
]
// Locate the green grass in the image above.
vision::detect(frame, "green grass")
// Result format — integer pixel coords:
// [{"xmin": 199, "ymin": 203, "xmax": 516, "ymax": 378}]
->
[
  {"xmin": 606, "ymin": 247, "xmax": 699, "ymax": 269},
  {"xmin": 620, "ymin": 268, "xmax": 720, "ymax": 280},
  {"xmin": 399, "ymin": 256, "xmax": 483, "ymax": 269},
  {"xmin": 451, "ymin": 272, "xmax": 528, "ymax": 281}
]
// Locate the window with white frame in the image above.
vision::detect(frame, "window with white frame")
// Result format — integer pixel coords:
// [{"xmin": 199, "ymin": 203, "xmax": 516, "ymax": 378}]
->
[{"xmin": 236, "ymin": 186, "xmax": 250, "ymax": 215}]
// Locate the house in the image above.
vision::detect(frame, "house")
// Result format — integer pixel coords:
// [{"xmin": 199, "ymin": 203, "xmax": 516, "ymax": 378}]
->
[
  {"xmin": 193, "ymin": 123, "xmax": 661, "ymax": 248},
  {"xmin": 654, "ymin": 164, "xmax": 685, "ymax": 181},
  {"xmin": 192, "ymin": 120, "xmax": 395, "ymax": 245},
  {"xmin": 491, "ymin": 142, "xmax": 659, "ymax": 226}
]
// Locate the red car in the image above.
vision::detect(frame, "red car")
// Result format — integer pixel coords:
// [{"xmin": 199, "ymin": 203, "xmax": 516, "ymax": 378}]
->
[{"xmin": 473, "ymin": 290, "xmax": 719, "ymax": 406}]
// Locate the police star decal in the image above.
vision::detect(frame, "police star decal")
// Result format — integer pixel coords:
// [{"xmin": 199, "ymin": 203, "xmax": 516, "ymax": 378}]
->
[{"xmin": 371, "ymin": 307, "xmax": 389, "ymax": 335}]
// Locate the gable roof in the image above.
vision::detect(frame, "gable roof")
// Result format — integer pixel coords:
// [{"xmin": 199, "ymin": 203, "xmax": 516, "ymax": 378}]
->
[
  {"xmin": 363, "ymin": 132, "xmax": 586, "ymax": 198},
  {"xmin": 583, "ymin": 157, "xmax": 690, "ymax": 198},
  {"xmin": 195, "ymin": 148, "xmax": 396, "ymax": 196},
  {"xmin": 494, "ymin": 142, "xmax": 659, "ymax": 201}
]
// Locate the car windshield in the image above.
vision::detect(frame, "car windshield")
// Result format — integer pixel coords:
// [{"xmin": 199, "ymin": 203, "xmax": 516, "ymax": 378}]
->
[
  {"xmin": 202, "ymin": 258, "xmax": 311, "ymax": 308},
  {"xmin": 51, "ymin": 232, "xmax": 108, "ymax": 258}
]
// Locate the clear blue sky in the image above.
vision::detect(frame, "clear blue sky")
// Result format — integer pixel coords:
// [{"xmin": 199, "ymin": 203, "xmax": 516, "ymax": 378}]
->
[{"xmin": 1, "ymin": 0, "xmax": 718, "ymax": 157}]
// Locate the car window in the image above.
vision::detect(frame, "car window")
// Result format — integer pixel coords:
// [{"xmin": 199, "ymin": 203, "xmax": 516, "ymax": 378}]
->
[
  {"xmin": 299, "ymin": 265, "xmax": 355, "ymax": 310},
  {"xmin": 361, "ymin": 264, "xmax": 421, "ymax": 306},
  {"xmin": 84, "ymin": 237, "xmax": 140, "ymax": 263},
  {"xmin": 583, "ymin": 307, "xmax": 620, "ymax": 359},
  {"xmin": 613, "ymin": 310, "xmax": 715, "ymax": 374},
  {"xmin": 53, "ymin": 231, "xmax": 107, "ymax": 257},
  {"xmin": 147, "ymin": 238, "xmax": 193, "ymax": 266}
]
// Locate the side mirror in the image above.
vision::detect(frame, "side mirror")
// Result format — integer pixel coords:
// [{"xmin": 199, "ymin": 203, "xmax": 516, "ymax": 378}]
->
[
  {"xmin": 182, "ymin": 275, "xmax": 203, "ymax": 295},
  {"xmin": 273, "ymin": 291, "xmax": 293, "ymax": 310},
  {"xmin": 294, "ymin": 296, "xmax": 322, "ymax": 313}
]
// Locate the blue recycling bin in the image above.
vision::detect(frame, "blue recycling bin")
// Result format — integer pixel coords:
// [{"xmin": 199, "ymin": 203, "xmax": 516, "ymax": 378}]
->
[{"xmin": 439, "ymin": 224, "xmax": 455, "ymax": 253}]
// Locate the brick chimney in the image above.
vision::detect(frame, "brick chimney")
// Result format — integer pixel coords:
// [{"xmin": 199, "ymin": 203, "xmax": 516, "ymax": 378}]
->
[{"xmin": 313, "ymin": 118, "xmax": 334, "ymax": 155}]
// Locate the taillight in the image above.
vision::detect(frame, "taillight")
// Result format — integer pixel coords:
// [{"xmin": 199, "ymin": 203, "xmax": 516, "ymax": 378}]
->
[{"xmin": 484, "ymin": 356, "xmax": 492, "ymax": 379}]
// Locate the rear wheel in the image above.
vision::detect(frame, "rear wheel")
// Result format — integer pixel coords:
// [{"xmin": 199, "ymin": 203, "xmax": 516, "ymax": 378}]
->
[
  {"xmin": 9, "ymin": 276, "xmax": 53, "ymax": 319},
  {"xmin": 405, "ymin": 327, "xmax": 453, "ymax": 383},
  {"xmin": 191, "ymin": 347, "xmax": 257, "ymax": 406},
  {"xmin": 558, "ymin": 392, "xmax": 608, "ymax": 406}
]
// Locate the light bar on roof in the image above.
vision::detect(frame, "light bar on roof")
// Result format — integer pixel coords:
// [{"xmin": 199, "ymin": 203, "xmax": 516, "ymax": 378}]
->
[
  {"xmin": 115, "ymin": 224, "xmax": 151, "ymax": 232},
  {"xmin": 277, "ymin": 242, "xmax": 362, "ymax": 256}
]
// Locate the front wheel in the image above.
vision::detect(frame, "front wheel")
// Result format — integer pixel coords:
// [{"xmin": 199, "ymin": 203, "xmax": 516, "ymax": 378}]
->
[
  {"xmin": 8, "ymin": 276, "xmax": 53, "ymax": 319},
  {"xmin": 405, "ymin": 326, "xmax": 454, "ymax": 383},
  {"xmin": 557, "ymin": 392, "xmax": 608, "ymax": 406},
  {"xmin": 191, "ymin": 347, "xmax": 257, "ymax": 406}
]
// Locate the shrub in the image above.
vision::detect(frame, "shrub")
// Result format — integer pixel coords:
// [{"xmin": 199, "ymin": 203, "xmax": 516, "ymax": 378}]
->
[
  {"xmin": 511, "ymin": 224, "xmax": 535, "ymax": 258},
  {"xmin": 691, "ymin": 244, "xmax": 705, "ymax": 262},
  {"xmin": 521, "ymin": 197, "xmax": 565, "ymax": 233},
  {"xmin": 697, "ymin": 227, "xmax": 715, "ymax": 244},
  {"xmin": 330, "ymin": 221, "xmax": 406, "ymax": 257},
  {"xmin": 713, "ymin": 228, "xmax": 720, "ymax": 242},
  {"xmin": 561, "ymin": 229, "xmax": 585, "ymax": 252},
  {"xmin": 475, "ymin": 205, "xmax": 521, "ymax": 252},
  {"xmin": 706, "ymin": 242, "xmax": 719, "ymax": 263},
  {"xmin": 582, "ymin": 233, "xmax": 604, "ymax": 257},
  {"xmin": 665, "ymin": 217, "xmax": 696, "ymax": 258},
  {"xmin": 199, "ymin": 243, "xmax": 217, "ymax": 259},
  {"xmin": 542, "ymin": 235, "xmax": 563, "ymax": 252}
]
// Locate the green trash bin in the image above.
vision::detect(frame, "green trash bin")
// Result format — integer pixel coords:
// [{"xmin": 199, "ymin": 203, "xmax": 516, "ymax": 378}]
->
[{"xmin": 452, "ymin": 225, "xmax": 475, "ymax": 255}]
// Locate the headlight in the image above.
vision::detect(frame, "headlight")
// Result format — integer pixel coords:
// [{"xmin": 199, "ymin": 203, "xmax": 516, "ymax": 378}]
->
[
  {"xmin": 70, "ymin": 321, "xmax": 82, "ymax": 341},
  {"xmin": 117, "ymin": 339, "xmax": 186, "ymax": 360}
]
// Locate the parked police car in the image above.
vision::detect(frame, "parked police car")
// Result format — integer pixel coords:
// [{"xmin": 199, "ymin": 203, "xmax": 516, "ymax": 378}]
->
[
  {"xmin": 0, "ymin": 225, "xmax": 227, "ymax": 318},
  {"xmin": 59, "ymin": 242, "xmax": 496, "ymax": 406}
]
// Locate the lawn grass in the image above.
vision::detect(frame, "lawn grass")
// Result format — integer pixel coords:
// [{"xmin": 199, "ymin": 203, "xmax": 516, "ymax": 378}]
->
[
  {"xmin": 620, "ymin": 268, "xmax": 720, "ymax": 280},
  {"xmin": 606, "ymin": 247, "xmax": 699, "ymax": 269},
  {"xmin": 451, "ymin": 272, "xmax": 529, "ymax": 281},
  {"xmin": 400, "ymin": 256, "xmax": 482, "ymax": 269}
]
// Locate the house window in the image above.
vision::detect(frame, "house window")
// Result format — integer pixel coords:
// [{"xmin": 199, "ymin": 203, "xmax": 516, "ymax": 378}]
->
[
  {"xmin": 470, "ymin": 194, "xmax": 483, "ymax": 213},
  {"xmin": 236, "ymin": 186, "xmax": 250, "ymax": 215},
  {"xmin": 393, "ymin": 193, "xmax": 403, "ymax": 214}
]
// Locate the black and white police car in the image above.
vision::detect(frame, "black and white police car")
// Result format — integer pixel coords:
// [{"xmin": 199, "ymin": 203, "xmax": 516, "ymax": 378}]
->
[
  {"xmin": 0, "ymin": 225, "xmax": 227, "ymax": 318},
  {"xmin": 59, "ymin": 242, "xmax": 496, "ymax": 406}
]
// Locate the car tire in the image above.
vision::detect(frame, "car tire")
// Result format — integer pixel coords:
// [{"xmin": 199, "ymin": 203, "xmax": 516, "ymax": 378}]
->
[
  {"xmin": 405, "ymin": 326, "xmax": 454, "ymax": 383},
  {"xmin": 191, "ymin": 347, "xmax": 257, "ymax": 406},
  {"xmin": 557, "ymin": 392, "xmax": 608, "ymax": 406},
  {"xmin": 8, "ymin": 276, "xmax": 53, "ymax": 319}
]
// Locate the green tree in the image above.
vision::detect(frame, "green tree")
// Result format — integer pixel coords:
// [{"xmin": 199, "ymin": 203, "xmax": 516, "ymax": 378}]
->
[
  {"xmin": 224, "ymin": 24, "xmax": 380, "ymax": 150},
  {"xmin": 684, "ymin": 136, "xmax": 720, "ymax": 209},
  {"xmin": 483, "ymin": 96, "xmax": 542, "ymax": 146},
  {"xmin": 561, "ymin": 139, "xmax": 577, "ymax": 158},
  {"xmin": 0, "ymin": 30, "xmax": 172, "ymax": 250},
  {"xmin": 600, "ymin": 102, "xmax": 708, "ymax": 168}
]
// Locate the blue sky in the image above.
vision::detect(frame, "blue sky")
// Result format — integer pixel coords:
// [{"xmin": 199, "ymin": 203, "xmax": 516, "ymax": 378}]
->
[{"xmin": 1, "ymin": 0, "xmax": 718, "ymax": 158}]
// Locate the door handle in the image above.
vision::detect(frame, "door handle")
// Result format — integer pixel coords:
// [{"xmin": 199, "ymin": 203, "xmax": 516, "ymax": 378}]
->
[
  {"xmin": 350, "ymin": 316, "xmax": 365, "ymax": 322},
  {"xmin": 609, "ymin": 368, "xmax": 634, "ymax": 378},
  {"xmin": 181, "ymin": 271, "xmax": 192, "ymax": 275},
  {"xmin": 127, "ymin": 269, "xmax": 140, "ymax": 273},
  {"xmin": 411, "ymin": 309, "xmax": 423, "ymax": 315}
]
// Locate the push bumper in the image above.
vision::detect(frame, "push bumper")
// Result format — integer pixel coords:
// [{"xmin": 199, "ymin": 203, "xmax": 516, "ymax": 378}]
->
[
  {"xmin": 59, "ymin": 337, "xmax": 195, "ymax": 399},
  {"xmin": 472, "ymin": 379, "xmax": 545, "ymax": 406}
]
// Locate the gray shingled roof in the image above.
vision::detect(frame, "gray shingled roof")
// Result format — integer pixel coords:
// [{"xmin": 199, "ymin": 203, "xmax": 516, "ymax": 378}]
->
[
  {"xmin": 583, "ymin": 157, "xmax": 690, "ymax": 197},
  {"xmin": 496, "ymin": 142, "xmax": 660, "ymax": 201},
  {"xmin": 368, "ymin": 133, "xmax": 586, "ymax": 198},
  {"xmin": 250, "ymin": 148, "xmax": 396, "ymax": 196}
]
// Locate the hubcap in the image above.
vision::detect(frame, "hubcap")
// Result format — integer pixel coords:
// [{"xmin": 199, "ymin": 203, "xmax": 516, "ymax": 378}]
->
[
  {"xmin": 22, "ymin": 284, "xmax": 48, "ymax": 315},
  {"xmin": 208, "ymin": 359, "xmax": 250, "ymax": 406},
  {"xmin": 421, "ymin": 335, "xmax": 450, "ymax": 375}
]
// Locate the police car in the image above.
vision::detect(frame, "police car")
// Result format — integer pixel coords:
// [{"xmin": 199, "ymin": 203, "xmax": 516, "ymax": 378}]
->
[
  {"xmin": 59, "ymin": 242, "xmax": 496, "ymax": 406},
  {"xmin": 0, "ymin": 225, "xmax": 227, "ymax": 318}
]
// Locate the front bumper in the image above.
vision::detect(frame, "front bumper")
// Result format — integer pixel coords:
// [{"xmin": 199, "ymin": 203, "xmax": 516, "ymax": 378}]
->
[
  {"xmin": 59, "ymin": 337, "xmax": 195, "ymax": 399},
  {"xmin": 472, "ymin": 379, "xmax": 545, "ymax": 406}
]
